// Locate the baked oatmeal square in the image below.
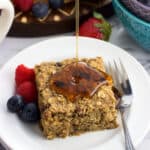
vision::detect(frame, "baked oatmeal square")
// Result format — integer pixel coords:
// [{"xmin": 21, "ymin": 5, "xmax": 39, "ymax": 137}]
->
[{"xmin": 34, "ymin": 57, "xmax": 118, "ymax": 139}]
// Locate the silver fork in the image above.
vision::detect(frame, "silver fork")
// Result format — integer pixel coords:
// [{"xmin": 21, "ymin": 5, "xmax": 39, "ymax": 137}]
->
[{"xmin": 106, "ymin": 59, "xmax": 135, "ymax": 150}]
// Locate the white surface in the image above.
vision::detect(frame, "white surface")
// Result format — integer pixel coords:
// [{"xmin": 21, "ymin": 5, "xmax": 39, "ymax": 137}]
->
[
  {"xmin": 0, "ymin": 36, "xmax": 150, "ymax": 150},
  {"xmin": 0, "ymin": 0, "xmax": 14, "ymax": 44}
]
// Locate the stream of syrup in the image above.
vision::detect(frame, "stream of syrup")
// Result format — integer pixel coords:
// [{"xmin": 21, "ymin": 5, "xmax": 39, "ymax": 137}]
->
[
  {"xmin": 49, "ymin": 0, "xmax": 111, "ymax": 101},
  {"xmin": 75, "ymin": 0, "xmax": 79, "ymax": 61}
]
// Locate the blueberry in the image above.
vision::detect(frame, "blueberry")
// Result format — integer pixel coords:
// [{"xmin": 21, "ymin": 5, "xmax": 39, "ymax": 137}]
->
[
  {"xmin": 18, "ymin": 103, "xmax": 40, "ymax": 122},
  {"xmin": 7, "ymin": 95, "xmax": 24, "ymax": 113},
  {"xmin": 49, "ymin": 0, "xmax": 64, "ymax": 9},
  {"xmin": 32, "ymin": 2, "xmax": 49, "ymax": 18}
]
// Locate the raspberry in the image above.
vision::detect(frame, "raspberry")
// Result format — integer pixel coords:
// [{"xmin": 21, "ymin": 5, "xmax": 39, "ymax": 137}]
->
[
  {"xmin": 13, "ymin": 0, "xmax": 33, "ymax": 12},
  {"xmin": 15, "ymin": 64, "xmax": 35, "ymax": 87},
  {"xmin": 16, "ymin": 81, "xmax": 37, "ymax": 103}
]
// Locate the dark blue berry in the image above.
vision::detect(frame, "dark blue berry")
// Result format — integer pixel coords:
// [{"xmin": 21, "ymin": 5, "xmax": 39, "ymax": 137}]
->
[
  {"xmin": 18, "ymin": 103, "xmax": 40, "ymax": 122},
  {"xmin": 32, "ymin": 3, "xmax": 49, "ymax": 18},
  {"xmin": 49, "ymin": 0, "xmax": 64, "ymax": 9},
  {"xmin": 7, "ymin": 95, "xmax": 24, "ymax": 113}
]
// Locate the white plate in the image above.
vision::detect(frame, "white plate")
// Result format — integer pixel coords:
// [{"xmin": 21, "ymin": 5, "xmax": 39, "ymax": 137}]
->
[{"xmin": 0, "ymin": 36, "xmax": 150, "ymax": 150}]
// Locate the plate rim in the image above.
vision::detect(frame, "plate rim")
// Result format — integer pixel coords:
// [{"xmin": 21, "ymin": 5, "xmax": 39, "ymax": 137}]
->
[{"xmin": 0, "ymin": 36, "xmax": 150, "ymax": 149}]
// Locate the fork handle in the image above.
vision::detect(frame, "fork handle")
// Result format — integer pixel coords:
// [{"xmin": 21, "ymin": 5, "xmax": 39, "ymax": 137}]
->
[{"xmin": 121, "ymin": 113, "xmax": 135, "ymax": 150}]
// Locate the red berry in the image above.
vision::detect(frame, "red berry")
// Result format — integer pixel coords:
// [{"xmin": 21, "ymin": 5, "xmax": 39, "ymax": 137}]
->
[
  {"xmin": 16, "ymin": 81, "xmax": 37, "ymax": 103},
  {"xmin": 13, "ymin": 0, "xmax": 33, "ymax": 12},
  {"xmin": 79, "ymin": 18, "xmax": 103, "ymax": 39},
  {"xmin": 79, "ymin": 12, "xmax": 112, "ymax": 41},
  {"xmin": 15, "ymin": 64, "xmax": 35, "ymax": 87}
]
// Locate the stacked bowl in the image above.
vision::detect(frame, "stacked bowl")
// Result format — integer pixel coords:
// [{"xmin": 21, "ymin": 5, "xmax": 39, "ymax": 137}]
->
[{"xmin": 113, "ymin": 0, "xmax": 150, "ymax": 51}]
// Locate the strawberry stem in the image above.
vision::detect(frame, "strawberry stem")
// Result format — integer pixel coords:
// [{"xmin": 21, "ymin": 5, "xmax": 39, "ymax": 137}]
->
[
  {"xmin": 93, "ymin": 11, "xmax": 104, "ymax": 21},
  {"xmin": 93, "ymin": 11, "xmax": 112, "ymax": 41}
]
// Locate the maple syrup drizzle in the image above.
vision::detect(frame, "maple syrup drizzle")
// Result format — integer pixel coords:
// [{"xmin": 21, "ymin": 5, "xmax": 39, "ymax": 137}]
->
[
  {"xmin": 50, "ymin": 62, "xmax": 112, "ymax": 101},
  {"xmin": 49, "ymin": 1, "xmax": 112, "ymax": 102},
  {"xmin": 75, "ymin": 0, "xmax": 80, "ymax": 61}
]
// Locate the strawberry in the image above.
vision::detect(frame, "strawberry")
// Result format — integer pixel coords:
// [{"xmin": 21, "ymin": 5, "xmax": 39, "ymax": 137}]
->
[
  {"xmin": 13, "ymin": 0, "xmax": 33, "ymax": 12},
  {"xmin": 15, "ymin": 64, "xmax": 35, "ymax": 87},
  {"xmin": 16, "ymin": 81, "xmax": 37, "ymax": 103},
  {"xmin": 79, "ymin": 12, "xmax": 112, "ymax": 41}
]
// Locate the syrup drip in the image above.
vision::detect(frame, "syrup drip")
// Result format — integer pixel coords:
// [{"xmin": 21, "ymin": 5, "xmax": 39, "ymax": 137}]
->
[
  {"xmin": 49, "ymin": 1, "xmax": 112, "ymax": 102},
  {"xmin": 75, "ymin": 0, "xmax": 79, "ymax": 61},
  {"xmin": 50, "ymin": 62, "xmax": 112, "ymax": 101}
]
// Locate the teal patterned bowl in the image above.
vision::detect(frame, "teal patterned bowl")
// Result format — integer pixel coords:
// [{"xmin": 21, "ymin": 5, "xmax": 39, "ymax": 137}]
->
[{"xmin": 112, "ymin": 0, "xmax": 150, "ymax": 51}]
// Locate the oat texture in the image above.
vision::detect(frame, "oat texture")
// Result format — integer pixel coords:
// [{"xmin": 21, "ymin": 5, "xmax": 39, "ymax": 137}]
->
[{"xmin": 34, "ymin": 57, "xmax": 118, "ymax": 139}]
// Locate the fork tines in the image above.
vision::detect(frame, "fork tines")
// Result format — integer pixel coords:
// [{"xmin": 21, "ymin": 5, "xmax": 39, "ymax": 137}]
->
[{"xmin": 106, "ymin": 59, "xmax": 132, "ymax": 95}]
